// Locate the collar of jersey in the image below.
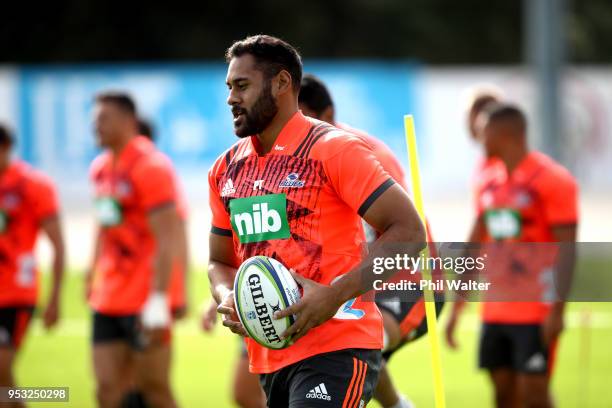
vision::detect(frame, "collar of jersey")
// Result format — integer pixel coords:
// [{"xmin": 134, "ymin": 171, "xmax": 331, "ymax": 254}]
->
[
  {"xmin": 509, "ymin": 151, "xmax": 543, "ymax": 183},
  {"xmin": 0, "ymin": 160, "xmax": 27, "ymax": 185},
  {"xmin": 248, "ymin": 111, "xmax": 311, "ymax": 157}
]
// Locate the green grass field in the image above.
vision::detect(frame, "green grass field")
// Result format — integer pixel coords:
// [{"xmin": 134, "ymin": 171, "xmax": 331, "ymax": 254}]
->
[{"xmin": 14, "ymin": 272, "xmax": 612, "ymax": 408}]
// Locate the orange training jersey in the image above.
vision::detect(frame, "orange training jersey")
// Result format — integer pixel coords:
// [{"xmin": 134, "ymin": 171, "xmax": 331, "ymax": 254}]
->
[
  {"xmin": 0, "ymin": 161, "xmax": 59, "ymax": 307},
  {"xmin": 336, "ymin": 122, "xmax": 407, "ymax": 190},
  {"xmin": 472, "ymin": 156, "xmax": 505, "ymax": 209},
  {"xmin": 89, "ymin": 136, "xmax": 177, "ymax": 315},
  {"xmin": 476, "ymin": 151, "xmax": 578, "ymax": 323},
  {"xmin": 209, "ymin": 112, "xmax": 392, "ymax": 373}
]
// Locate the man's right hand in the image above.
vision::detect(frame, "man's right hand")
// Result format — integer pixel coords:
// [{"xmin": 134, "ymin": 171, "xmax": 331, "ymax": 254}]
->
[{"xmin": 217, "ymin": 290, "xmax": 248, "ymax": 337}]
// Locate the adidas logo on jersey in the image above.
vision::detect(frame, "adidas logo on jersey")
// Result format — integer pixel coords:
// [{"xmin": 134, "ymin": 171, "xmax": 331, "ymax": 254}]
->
[
  {"xmin": 306, "ymin": 383, "xmax": 331, "ymax": 401},
  {"xmin": 221, "ymin": 179, "xmax": 236, "ymax": 197}
]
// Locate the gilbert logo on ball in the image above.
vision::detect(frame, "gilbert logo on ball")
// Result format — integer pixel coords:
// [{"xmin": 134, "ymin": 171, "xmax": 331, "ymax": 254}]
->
[
  {"xmin": 229, "ymin": 194, "xmax": 290, "ymax": 243},
  {"xmin": 233, "ymin": 256, "xmax": 301, "ymax": 349}
]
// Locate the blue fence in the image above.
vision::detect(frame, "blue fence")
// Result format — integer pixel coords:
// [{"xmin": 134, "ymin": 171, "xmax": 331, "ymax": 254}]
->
[{"xmin": 16, "ymin": 62, "xmax": 420, "ymax": 177}]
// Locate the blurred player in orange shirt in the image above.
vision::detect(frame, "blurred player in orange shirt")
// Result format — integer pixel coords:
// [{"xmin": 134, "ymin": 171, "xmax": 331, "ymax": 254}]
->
[
  {"xmin": 446, "ymin": 104, "xmax": 578, "ymax": 408},
  {"xmin": 0, "ymin": 124, "xmax": 65, "ymax": 407},
  {"xmin": 87, "ymin": 93, "xmax": 180, "ymax": 408}
]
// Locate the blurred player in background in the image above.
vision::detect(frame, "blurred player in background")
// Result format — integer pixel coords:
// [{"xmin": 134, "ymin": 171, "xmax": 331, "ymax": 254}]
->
[
  {"xmin": 0, "ymin": 124, "xmax": 65, "ymax": 408},
  {"xmin": 445, "ymin": 104, "xmax": 578, "ymax": 408},
  {"xmin": 464, "ymin": 86, "xmax": 505, "ymax": 204},
  {"xmin": 209, "ymin": 35, "xmax": 425, "ymax": 408},
  {"xmin": 114, "ymin": 118, "xmax": 191, "ymax": 408},
  {"xmin": 138, "ymin": 118, "xmax": 190, "ymax": 321},
  {"xmin": 299, "ymin": 74, "xmax": 443, "ymax": 408},
  {"xmin": 87, "ymin": 93, "xmax": 180, "ymax": 408}
]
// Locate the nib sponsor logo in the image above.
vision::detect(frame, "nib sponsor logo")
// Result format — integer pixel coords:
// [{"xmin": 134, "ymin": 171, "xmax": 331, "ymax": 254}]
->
[{"xmin": 306, "ymin": 383, "xmax": 331, "ymax": 401}]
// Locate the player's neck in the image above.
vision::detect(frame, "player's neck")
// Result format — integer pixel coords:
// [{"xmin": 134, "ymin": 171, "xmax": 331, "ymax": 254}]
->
[
  {"xmin": 256, "ymin": 105, "xmax": 298, "ymax": 155},
  {"xmin": 109, "ymin": 134, "xmax": 135, "ymax": 158},
  {"xmin": 501, "ymin": 146, "xmax": 528, "ymax": 174},
  {"xmin": 0, "ymin": 152, "xmax": 11, "ymax": 173},
  {"xmin": 0, "ymin": 160, "xmax": 9, "ymax": 174}
]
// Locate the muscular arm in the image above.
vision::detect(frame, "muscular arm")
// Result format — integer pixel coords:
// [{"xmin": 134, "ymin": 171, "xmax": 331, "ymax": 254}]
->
[
  {"xmin": 445, "ymin": 215, "xmax": 485, "ymax": 349},
  {"xmin": 331, "ymin": 183, "xmax": 426, "ymax": 302},
  {"xmin": 175, "ymin": 218, "xmax": 190, "ymax": 314},
  {"xmin": 149, "ymin": 205, "xmax": 178, "ymax": 293},
  {"xmin": 278, "ymin": 183, "xmax": 426, "ymax": 340},
  {"xmin": 40, "ymin": 216, "xmax": 65, "ymax": 329},
  {"xmin": 85, "ymin": 228, "xmax": 102, "ymax": 299},
  {"xmin": 540, "ymin": 224, "xmax": 577, "ymax": 346},
  {"xmin": 208, "ymin": 232, "xmax": 245, "ymax": 335},
  {"xmin": 208, "ymin": 233, "xmax": 237, "ymax": 304},
  {"xmin": 550, "ymin": 225, "xmax": 577, "ymax": 309}
]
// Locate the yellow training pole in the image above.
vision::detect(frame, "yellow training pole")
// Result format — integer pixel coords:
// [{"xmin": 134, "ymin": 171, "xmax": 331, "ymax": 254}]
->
[{"xmin": 404, "ymin": 114, "xmax": 446, "ymax": 408}]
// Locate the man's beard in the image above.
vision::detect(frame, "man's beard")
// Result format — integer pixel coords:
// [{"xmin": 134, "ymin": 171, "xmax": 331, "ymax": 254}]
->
[{"xmin": 232, "ymin": 83, "xmax": 278, "ymax": 138}]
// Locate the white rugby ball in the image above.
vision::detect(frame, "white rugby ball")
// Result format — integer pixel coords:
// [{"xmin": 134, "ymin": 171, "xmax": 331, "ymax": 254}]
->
[{"xmin": 234, "ymin": 256, "xmax": 301, "ymax": 349}]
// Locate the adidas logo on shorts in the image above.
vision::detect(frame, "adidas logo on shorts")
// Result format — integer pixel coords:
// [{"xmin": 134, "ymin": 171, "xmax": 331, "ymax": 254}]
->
[
  {"xmin": 306, "ymin": 383, "xmax": 331, "ymax": 401},
  {"xmin": 525, "ymin": 352, "xmax": 546, "ymax": 371}
]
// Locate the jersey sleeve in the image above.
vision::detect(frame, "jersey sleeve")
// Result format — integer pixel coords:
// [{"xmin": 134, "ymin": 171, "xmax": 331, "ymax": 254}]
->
[
  {"xmin": 29, "ymin": 174, "xmax": 60, "ymax": 223},
  {"xmin": 208, "ymin": 160, "xmax": 232, "ymax": 236},
  {"xmin": 540, "ymin": 170, "xmax": 579, "ymax": 226},
  {"xmin": 323, "ymin": 135, "xmax": 394, "ymax": 217},
  {"xmin": 132, "ymin": 154, "xmax": 176, "ymax": 212}
]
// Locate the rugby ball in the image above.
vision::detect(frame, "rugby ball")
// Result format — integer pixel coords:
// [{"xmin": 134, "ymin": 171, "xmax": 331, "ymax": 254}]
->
[{"xmin": 233, "ymin": 256, "xmax": 301, "ymax": 349}]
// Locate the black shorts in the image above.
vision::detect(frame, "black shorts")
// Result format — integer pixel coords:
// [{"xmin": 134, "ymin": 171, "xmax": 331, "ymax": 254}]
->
[
  {"xmin": 92, "ymin": 312, "xmax": 170, "ymax": 351},
  {"xmin": 0, "ymin": 306, "xmax": 35, "ymax": 349},
  {"xmin": 376, "ymin": 291, "xmax": 445, "ymax": 360},
  {"xmin": 260, "ymin": 348, "xmax": 381, "ymax": 408},
  {"xmin": 479, "ymin": 323, "xmax": 556, "ymax": 374}
]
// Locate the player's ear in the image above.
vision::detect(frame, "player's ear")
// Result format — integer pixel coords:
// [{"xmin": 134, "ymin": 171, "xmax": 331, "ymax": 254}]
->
[{"xmin": 275, "ymin": 70, "xmax": 292, "ymax": 96}]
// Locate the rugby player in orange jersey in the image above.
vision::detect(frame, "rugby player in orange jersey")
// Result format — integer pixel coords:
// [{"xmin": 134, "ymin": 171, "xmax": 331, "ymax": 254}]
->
[
  {"xmin": 209, "ymin": 35, "xmax": 425, "ymax": 408},
  {"xmin": 299, "ymin": 74, "xmax": 445, "ymax": 408},
  {"xmin": 0, "ymin": 124, "xmax": 65, "ymax": 408},
  {"xmin": 87, "ymin": 93, "xmax": 180, "ymax": 408},
  {"xmin": 445, "ymin": 104, "xmax": 578, "ymax": 408}
]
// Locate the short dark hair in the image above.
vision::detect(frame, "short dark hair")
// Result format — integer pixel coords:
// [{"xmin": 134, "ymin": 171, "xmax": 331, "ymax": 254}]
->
[
  {"xmin": 484, "ymin": 103, "xmax": 527, "ymax": 134},
  {"xmin": 299, "ymin": 74, "xmax": 334, "ymax": 115},
  {"xmin": 226, "ymin": 35, "xmax": 303, "ymax": 92},
  {"xmin": 95, "ymin": 92, "xmax": 137, "ymax": 116},
  {"xmin": 0, "ymin": 124, "xmax": 14, "ymax": 148},
  {"xmin": 138, "ymin": 118, "xmax": 155, "ymax": 141}
]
